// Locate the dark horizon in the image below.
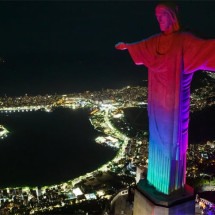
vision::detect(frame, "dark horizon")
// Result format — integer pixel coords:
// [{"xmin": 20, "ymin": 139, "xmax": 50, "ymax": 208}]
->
[{"xmin": 0, "ymin": 1, "xmax": 215, "ymax": 96}]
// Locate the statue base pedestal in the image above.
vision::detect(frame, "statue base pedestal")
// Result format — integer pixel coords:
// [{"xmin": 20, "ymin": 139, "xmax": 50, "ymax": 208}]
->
[{"xmin": 133, "ymin": 179, "xmax": 195, "ymax": 215}]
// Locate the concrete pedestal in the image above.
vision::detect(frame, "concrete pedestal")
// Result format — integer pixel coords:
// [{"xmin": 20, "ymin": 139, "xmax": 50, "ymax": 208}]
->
[{"xmin": 133, "ymin": 179, "xmax": 195, "ymax": 215}]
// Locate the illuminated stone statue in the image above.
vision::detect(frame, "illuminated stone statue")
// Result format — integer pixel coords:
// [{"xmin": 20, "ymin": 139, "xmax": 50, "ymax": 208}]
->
[{"xmin": 116, "ymin": 2, "xmax": 215, "ymax": 195}]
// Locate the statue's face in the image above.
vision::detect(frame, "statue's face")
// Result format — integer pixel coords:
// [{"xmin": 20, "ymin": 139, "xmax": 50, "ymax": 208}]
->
[{"xmin": 155, "ymin": 5, "xmax": 173, "ymax": 33}]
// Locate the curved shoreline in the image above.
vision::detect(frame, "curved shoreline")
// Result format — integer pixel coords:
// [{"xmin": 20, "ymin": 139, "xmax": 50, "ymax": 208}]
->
[
  {"xmin": 0, "ymin": 82, "xmax": 213, "ymax": 213},
  {"xmin": 0, "ymin": 104, "xmax": 134, "ymax": 214}
]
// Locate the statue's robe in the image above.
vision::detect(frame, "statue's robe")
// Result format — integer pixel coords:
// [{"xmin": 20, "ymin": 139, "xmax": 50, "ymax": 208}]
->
[{"xmin": 126, "ymin": 32, "xmax": 215, "ymax": 194}]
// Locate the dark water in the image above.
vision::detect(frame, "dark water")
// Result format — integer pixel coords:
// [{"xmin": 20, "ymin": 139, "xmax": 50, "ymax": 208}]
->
[
  {"xmin": 0, "ymin": 108, "xmax": 116, "ymax": 188},
  {"xmin": 189, "ymin": 106, "xmax": 215, "ymax": 144}
]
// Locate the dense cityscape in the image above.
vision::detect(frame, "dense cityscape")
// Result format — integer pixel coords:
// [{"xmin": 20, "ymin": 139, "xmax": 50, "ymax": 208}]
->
[{"xmin": 0, "ymin": 73, "xmax": 214, "ymax": 214}]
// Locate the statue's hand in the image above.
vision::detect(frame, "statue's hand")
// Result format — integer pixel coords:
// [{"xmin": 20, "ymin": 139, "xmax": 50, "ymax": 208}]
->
[{"xmin": 115, "ymin": 42, "xmax": 127, "ymax": 50}]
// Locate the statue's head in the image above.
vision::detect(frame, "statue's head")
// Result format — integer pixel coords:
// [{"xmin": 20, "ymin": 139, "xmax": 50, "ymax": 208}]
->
[{"xmin": 155, "ymin": 2, "xmax": 180, "ymax": 34}]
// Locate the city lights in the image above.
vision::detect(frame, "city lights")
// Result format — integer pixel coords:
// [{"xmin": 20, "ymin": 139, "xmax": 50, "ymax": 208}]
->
[{"xmin": 0, "ymin": 83, "xmax": 213, "ymax": 214}]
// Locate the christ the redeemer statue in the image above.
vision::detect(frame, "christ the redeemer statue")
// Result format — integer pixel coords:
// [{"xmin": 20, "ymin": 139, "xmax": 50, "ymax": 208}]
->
[{"xmin": 116, "ymin": 2, "xmax": 215, "ymax": 195}]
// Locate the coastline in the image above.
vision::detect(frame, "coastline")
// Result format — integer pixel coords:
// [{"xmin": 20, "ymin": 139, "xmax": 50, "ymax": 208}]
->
[{"xmin": 0, "ymin": 82, "xmax": 213, "ymax": 213}]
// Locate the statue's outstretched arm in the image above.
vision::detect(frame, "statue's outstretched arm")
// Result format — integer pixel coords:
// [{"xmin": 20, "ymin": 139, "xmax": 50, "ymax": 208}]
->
[
  {"xmin": 184, "ymin": 34, "xmax": 215, "ymax": 73},
  {"xmin": 115, "ymin": 42, "xmax": 127, "ymax": 50},
  {"xmin": 115, "ymin": 40, "xmax": 147, "ymax": 66}
]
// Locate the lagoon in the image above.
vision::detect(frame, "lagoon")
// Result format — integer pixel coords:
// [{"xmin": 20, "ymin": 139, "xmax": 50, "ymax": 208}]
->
[{"xmin": 0, "ymin": 108, "xmax": 116, "ymax": 188}]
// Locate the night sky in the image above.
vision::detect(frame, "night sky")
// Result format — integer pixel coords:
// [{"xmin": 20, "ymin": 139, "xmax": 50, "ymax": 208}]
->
[
  {"xmin": 0, "ymin": 1, "xmax": 215, "ymax": 54},
  {"xmin": 0, "ymin": 1, "xmax": 215, "ymax": 95}
]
